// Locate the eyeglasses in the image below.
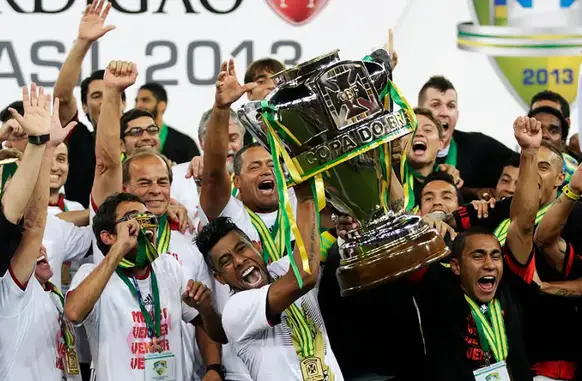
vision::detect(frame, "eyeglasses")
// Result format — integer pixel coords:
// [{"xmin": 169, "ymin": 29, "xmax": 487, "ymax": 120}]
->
[
  {"xmin": 123, "ymin": 125, "xmax": 160, "ymax": 137},
  {"xmin": 115, "ymin": 211, "xmax": 158, "ymax": 228}
]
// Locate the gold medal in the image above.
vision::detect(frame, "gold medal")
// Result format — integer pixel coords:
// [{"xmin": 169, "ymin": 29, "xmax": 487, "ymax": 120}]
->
[
  {"xmin": 151, "ymin": 337, "xmax": 163, "ymax": 353},
  {"xmin": 300, "ymin": 356, "xmax": 324, "ymax": 381},
  {"xmin": 64, "ymin": 348, "xmax": 80, "ymax": 375}
]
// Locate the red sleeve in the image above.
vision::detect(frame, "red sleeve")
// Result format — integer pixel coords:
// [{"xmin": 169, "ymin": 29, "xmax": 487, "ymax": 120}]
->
[
  {"xmin": 90, "ymin": 194, "xmax": 99, "ymax": 213},
  {"xmin": 65, "ymin": 111, "xmax": 80, "ymax": 141},
  {"xmin": 453, "ymin": 206, "xmax": 472, "ymax": 232},
  {"xmin": 503, "ymin": 246, "xmax": 536, "ymax": 284},
  {"xmin": 408, "ymin": 267, "xmax": 429, "ymax": 283}
]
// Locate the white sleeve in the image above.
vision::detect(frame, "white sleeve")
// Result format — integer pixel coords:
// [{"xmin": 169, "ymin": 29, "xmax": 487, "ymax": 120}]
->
[
  {"xmin": 67, "ymin": 263, "xmax": 99, "ymax": 327},
  {"xmin": 170, "ymin": 165, "xmax": 201, "ymax": 222},
  {"xmin": 62, "ymin": 221, "xmax": 92, "ymax": 262},
  {"xmin": 0, "ymin": 269, "xmax": 34, "ymax": 310},
  {"xmin": 222, "ymin": 285, "xmax": 272, "ymax": 344}
]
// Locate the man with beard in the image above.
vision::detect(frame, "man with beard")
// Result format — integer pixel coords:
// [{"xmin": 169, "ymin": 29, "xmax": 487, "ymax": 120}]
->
[
  {"xmin": 418, "ymin": 76, "xmax": 515, "ymax": 200},
  {"xmin": 88, "ymin": 60, "xmax": 223, "ymax": 381},
  {"xmin": 65, "ymin": 191, "xmax": 226, "ymax": 381},
  {"xmin": 135, "ymin": 82, "xmax": 200, "ymax": 164},
  {"xmin": 395, "ymin": 107, "xmax": 463, "ymax": 211},
  {"xmin": 0, "ymin": 83, "xmax": 81, "ymax": 381},
  {"xmin": 196, "ymin": 179, "xmax": 344, "ymax": 381},
  {"xmin": 53, "ymin": 1, "xmax": 124, "ymax": 207}
]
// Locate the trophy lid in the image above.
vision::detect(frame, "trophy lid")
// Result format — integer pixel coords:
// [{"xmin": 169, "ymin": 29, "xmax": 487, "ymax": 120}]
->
[{"xmin": 271, "ymin": 49, "xmax": 340, "ymax": 87}]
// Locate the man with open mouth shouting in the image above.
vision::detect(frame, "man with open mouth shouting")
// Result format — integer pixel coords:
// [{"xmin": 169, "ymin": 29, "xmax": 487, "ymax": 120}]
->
[
  {"xmin": 407, "ymin": 114, "xmax": 550, "ymax": 381},
  {"xmin": 196, "ymin": 179, "xmax": 343, "ymax": 381},
  {"xmin": 69, "ymin": 59, "xmax": 223, "ymax": 381}
]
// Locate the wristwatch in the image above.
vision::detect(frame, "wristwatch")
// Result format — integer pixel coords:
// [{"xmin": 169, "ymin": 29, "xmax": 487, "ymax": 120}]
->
[
  {"xmin": 206, "ymin": 364, "xmax": 226, "ymax": 381},
  {"xmin": 27, "ymin": 134, "xmax": 50, "ymax": 145}
]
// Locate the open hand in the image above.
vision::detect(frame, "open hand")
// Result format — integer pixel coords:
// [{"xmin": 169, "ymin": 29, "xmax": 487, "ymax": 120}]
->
[
  {"xmin": 8, "ymin": 83, "xmax": 51, "ymax": 137},
  {"xmin": 215, "ymin": 59, "xmax": 257, "ymax": 109},
  {"xmin": 78, "ymin": 1, "xmax": 116, "ymax": 42},
  {"xmin": 48, "ymin": 98, "xmax": 77, "ymax": 147}
]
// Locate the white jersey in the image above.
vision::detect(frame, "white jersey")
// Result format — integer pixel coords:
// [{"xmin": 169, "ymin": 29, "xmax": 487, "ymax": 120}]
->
[
  {"xmin": 222, "ymin": 257, "xmax": 343, "ymax": 381},
  {"xmin": 171, "ymin": 162, "xmax": 200, "ymax": 223},
  {"xmin": 47, "ymin": 197, "xmax": 85, "ymax": 216},
  {"xmin": 68, "ymin": 255, "xmax": 199, "ymax": 381},
  {"xmin": 44, "ymin": 214, "xmax": 92, "ymax": 290},
  {"xmin": 0, "ymin": 270, "xmax": 81, "ymax": 381}
]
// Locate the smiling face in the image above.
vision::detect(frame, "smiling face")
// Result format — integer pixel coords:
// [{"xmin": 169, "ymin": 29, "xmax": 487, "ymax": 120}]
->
[
  {"xmin": 495, "ymin": 165, "xmax": 519, "ymax": 200},
  {"xmin": 210, "ymin": 230, "xmax": 269, "ymax": 291},
  {"xmin": 421, "ymin": 88, "xmax": 458, "ymax": 148},
  {"xmin": 419, "ymin": 179, "xmax": 459, "ymax": 216},
  {"xmin": 124, "ymin": 155, "xmax": 171, "ymax": 217},
  {"xmin": 407, "ymin": 114, "xmax": 443, "ymax": 167},
  {"xmin": 49, "ymin": 143, "xmax": 69, "ymax": 192},
  {"xmin": 234, "ymin": 146, "xmax": 278, "ymax": 213},
  {"xmin": 34, "ymin": 244, "xmax": 53, "ymax": 285},
  {"xmin": 451, "ymin": 234, "xmax": 503, "ymax": 304},
  {"xmin": 122, "ymin": 116, "xmax": 161, "ymax": 155}
]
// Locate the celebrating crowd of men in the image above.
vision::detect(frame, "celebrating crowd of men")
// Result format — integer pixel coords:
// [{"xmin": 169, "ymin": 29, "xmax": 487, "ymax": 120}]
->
[{"xmin": 5, "ymin": 2, "xmax": 582, "ymax": 381}]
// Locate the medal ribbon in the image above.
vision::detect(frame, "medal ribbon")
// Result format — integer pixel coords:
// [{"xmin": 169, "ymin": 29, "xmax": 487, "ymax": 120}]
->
[
  {"xmin": 116, "ymin": 267, "xmax": 162, "ymax": 339},
  {"xmin": 464, "ymin": 296, "xmax": 508, "ymax": 362},
  {"xmin": 444, "ymin": 138, "xmax": 458, "ymax": 167},
  {"xmin": 117, "ymin": 214, "xmax": 170, "ymax": 269},
  {"xmin": 0, "ymin": 161, "xmax": 18, "ymax": 197},
  {"xmin": 48, "ymin": 282, "xmax": 76, "ymax": 350},
  {"xmin": 49, "ymin": 194, "xmax": 69, "ymax": 212},
  {"xmin": 493, "ymin": 203, "xmax": 551, "ymax": 247}
]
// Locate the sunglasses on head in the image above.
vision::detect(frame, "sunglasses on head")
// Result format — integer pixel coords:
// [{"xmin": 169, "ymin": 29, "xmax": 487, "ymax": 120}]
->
[{"xmin": 124, "ymin": 125, "xmax": 160, "ymax": 138}]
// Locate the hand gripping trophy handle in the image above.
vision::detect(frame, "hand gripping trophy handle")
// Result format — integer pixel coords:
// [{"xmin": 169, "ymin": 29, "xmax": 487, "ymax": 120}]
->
[{"xmin": 238, "ymin": 49, "xmax": 450, "ymax": 296}]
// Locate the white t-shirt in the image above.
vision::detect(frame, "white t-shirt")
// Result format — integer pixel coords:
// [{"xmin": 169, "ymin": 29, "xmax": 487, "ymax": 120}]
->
[
  {"xmin": 47, "ymin": 198, "xmax": 85, "ymax": 216},
  {"xmin": 171, "ymin": 163, "xmax": 200, "ymax": 223},
  {"xmin": 222, "ymin": 257, "xmax": 343, "ymax": 381},
  {"xmin": 68, "ymin": 254, "xmax": 199, "ymax": 381},
  {"xmin": 0, "ymin": 270, "xmax": 81, "ymax": 381},
  {"xmin": 44, "ymin": 215, "xmax": 93, "ymax": 290}
]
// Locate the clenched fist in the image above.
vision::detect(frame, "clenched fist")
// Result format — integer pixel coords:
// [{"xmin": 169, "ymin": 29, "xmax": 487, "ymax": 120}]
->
[
  {"xmin": 104, "ymin": 60, "xmax": 138, "ymax": 92},
  {"xmin": 182, "ymin": 281, "xmax": 213, "ymax": 312}
]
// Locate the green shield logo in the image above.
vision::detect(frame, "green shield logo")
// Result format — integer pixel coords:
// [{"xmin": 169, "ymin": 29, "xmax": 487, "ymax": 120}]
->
[{"xmin": 457, "ymin": 0, "xmax": 582, "ymax": 107}]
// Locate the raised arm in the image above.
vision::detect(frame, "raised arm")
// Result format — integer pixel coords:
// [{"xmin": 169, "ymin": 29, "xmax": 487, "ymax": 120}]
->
[
  {"xmin": 266, "ymin": 181, "xmax": 320, "ymax": 315},
  {"xmin": 533, "ymin": 165, "xmax": 582, "ymax": 271},
  {"xmin": 54, "ymin": 1, "xmax": 115, "ymax": 125},
  {"xmin": 201, "ymin": 59, "xmax": 256, "ymax": 219},
  {"xmin": 92, "ymin": 60, "xmax": 137, "ymax": 207},
  {"xmin": 65, "ymin": 218, "xmax": 138, "ymax": 324},
  {"xmin": 10, "ymin": 91, "xmax": 75, "ymax": 285},
  {"xmin": 507, "ymin": 116, "xmax": 542, "ymax": 264}
]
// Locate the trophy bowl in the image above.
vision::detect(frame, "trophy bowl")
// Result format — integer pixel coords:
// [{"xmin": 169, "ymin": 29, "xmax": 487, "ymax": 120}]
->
[{"xmin": 238, "ymin": 49, "xmax": 449, "ymax": 296}]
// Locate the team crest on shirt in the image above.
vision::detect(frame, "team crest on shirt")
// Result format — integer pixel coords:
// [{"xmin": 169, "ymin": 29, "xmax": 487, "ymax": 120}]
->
[
  {"xmin": 486, "ymin": 372, "xmax": 501, "ymax": 381},
  {"xmin": 154, "ymin": 360, "xmax": 167, "ymax": 376},
  {"xmin": 457, "ymin": 0, "xmax": 582, "ymax": 107}
]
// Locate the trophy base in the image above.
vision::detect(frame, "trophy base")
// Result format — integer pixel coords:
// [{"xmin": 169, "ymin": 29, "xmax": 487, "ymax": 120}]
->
[{"xmin": 336, "ymin": 215, "xmax": 450, "ymax": 296}]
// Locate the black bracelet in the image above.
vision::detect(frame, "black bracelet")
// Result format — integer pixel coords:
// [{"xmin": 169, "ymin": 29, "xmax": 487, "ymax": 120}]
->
[
  {"xmin": 27, "ymin": 134, "xmax": 50, "ymax": 145},
  {"xmin": 206, "ymin": 364, "xmax": 226, "ymax": 381}
]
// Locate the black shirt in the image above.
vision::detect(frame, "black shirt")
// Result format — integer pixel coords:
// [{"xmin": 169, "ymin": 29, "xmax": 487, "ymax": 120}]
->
[
  {"xmin": 64, "ymin": 118, "xmax": 95, "ymax": 208},
  {"xmin": 412, "ymin": 256, "xmax": 535, "ymax": 381},
  {"xmin": 453, "ymin": 197, "xmax": 512, "ymax": 233},
  {"xmin": 161, "ymin": 125, "xmax": 201, "ymax": 165},
  {"xmin": 438, "ymin": 130, "xmax": 515, "ymax": 195},
  {"xmin": 318, "ymin": 244, "xmax": 425, "ymax": 381},
  {"xmin": 0, "ymin": 205, "xmax": 23, "ymax": 276}
]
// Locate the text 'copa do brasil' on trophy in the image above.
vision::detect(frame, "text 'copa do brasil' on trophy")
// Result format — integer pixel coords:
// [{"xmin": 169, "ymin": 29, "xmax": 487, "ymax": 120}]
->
[{"xmin": 238, "ymin": 48, "xmax": 450, "ymax": 296}]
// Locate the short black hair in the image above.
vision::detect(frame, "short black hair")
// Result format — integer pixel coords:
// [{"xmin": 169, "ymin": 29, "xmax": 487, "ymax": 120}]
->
[
  {"xmin": 195, "ymin": 216, "xmax": 251, "ymax": 270},
  {"xmin": 418, "ymin": 171, "xmax": 464, "ymax": 206},
  {"xmin": 92, "ymin": 192, "xmax": 144, "ymax": 255},
  {"xmin": 81, "ymin": 70, "xmax": 127, "ymax": 105},
  {"xmin": 528, "ymin": 106, "xmax": 569, "ymax": 142},
  {"xmin": 139, "ymin": 82, "xmax": 168, "ymax": 103},
  {"xmin": 451, "ymin": 227, "xmax": 497, "ymax": 260},
  {"xmin": 233, "ymin": 142, "xmax": 264, "ymax": 175},
  {"xmin": 504, "ymin": 152, "xmax": 521, "ymax": 169},
  {"xmin": 418, "ymin": 76, "xmax": 456, "ymax": 106},
  {"xmin": 530, "ymin": 90, "xmax": 570, "ymax": 119},
  {"xmin": 0, "ymin": 101, "xmax": 23, "ymax": 123},
  {"xmin": 120, "ymin": 109, "xmax": 156, "ymax": 139},
  {"xmin": 244, "ymin": 58, "xmax": 286, "ymax": 84}
]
